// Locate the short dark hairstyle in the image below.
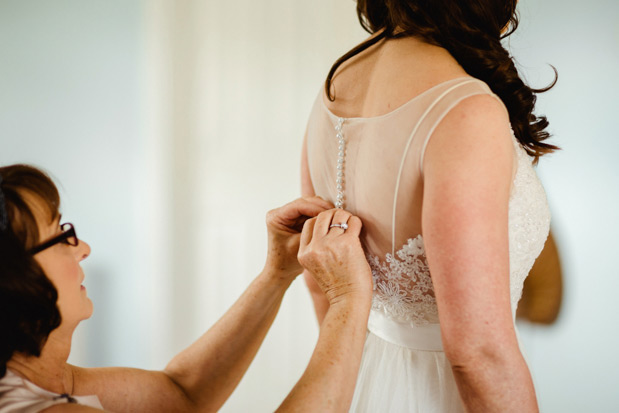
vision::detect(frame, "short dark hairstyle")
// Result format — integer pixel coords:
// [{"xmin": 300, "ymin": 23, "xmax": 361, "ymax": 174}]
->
[{"xmin": 0, "ymin": 164, "xmax": 62, "ymax": 377}]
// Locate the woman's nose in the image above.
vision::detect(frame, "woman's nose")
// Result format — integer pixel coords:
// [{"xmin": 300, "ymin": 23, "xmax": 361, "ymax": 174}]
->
[{"xmin": 78, "ymin": 239, "xmax": 91, "ymax": 261}]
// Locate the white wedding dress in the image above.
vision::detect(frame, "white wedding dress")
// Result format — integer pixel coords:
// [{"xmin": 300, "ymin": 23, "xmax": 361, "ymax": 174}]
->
[{"xmin": 304, "ymin": 77, "xmax": 550, "ymax": 412}]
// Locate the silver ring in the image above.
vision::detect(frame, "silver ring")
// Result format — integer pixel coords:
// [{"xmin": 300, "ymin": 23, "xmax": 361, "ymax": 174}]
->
[{"xmin": 329, "ymin": 222, "xmax": 348, "ymax": 230}]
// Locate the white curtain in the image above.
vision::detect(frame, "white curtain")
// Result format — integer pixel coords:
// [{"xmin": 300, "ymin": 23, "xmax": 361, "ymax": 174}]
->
[{"xmin": 141, "ymin": 1, "xmax": 365, "ymax": 410}]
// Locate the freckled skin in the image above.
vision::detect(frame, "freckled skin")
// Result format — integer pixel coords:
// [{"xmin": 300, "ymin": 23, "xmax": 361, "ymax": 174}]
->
[
  {"xmin": 8, "ymin": 195, "xmax": 370, "ymax": 412},
  {"xmin": 278, "ymin": 208, "xmax": 373, "ymax": 412}
]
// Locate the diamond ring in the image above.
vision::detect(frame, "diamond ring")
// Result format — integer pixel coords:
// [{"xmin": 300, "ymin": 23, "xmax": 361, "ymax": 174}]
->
[{"xmin": 329, "ymin": 222, "xmax": 348, "ymax": 230}]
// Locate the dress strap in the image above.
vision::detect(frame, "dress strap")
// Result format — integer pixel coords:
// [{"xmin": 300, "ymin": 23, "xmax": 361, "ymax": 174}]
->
[
  {"xmin": 418, "ymin": 84, "xmax": 504, "ymax": 175},
  {"xmin": 390, "ymin": 78, "xmax": 489, "ymax": 256}
]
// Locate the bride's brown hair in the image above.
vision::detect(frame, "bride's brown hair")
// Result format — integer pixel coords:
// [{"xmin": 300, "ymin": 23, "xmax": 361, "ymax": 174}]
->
[{"xmin": 325, "ymin": 0, "xmax": 558, "ymax": 161}]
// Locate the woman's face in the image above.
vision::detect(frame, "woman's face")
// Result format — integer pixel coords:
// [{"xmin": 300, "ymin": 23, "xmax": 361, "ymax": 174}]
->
[{"xmin": 29, "ymin": 197, "xmax": 93, "ymax": 327}]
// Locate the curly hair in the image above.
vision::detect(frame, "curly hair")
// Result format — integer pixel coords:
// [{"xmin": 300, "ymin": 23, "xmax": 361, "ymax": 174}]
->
[
  {"xmin": 0, "ymin": 164, "xmax": 62, "ymax": 377},
  {"xmin": 325, "ymin": 0, "xmax": 558, "ymax": 161}
]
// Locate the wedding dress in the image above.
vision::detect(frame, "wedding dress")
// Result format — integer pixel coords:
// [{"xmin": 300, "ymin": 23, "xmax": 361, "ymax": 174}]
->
[{"xmin": 304, "ymin": 77, "xmax": 550, "ymax": 412}]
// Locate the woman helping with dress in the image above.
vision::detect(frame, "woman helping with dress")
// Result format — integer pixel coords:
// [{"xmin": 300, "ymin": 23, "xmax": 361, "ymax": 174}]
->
[
  {"xmin": 0, "ymin": 164, "xmax": 374, "ymax": 412},
  {"xmin": 301, "ymin": 1, "xmax": 556, "ymax": 411}
]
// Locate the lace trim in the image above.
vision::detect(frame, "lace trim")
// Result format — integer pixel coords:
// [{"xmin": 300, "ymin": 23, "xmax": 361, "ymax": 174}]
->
[{"xmin": 367, "ymin": 235, "xmax": 438, "ymax": 326}]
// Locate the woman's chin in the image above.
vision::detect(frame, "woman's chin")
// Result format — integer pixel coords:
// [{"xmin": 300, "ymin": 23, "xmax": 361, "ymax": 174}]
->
[{"xmin": 81, "ymin": 296, "xmax": 94, "ymax": 320}]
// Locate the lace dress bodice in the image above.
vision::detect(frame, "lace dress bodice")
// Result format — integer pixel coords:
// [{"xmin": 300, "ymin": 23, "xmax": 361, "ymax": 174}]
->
[
  {"xmin": 306, "ymin": 77, "xmax": 551, "ymax": 327},
  {"xmin": 366, "ymin": 134, "xmax": 550, "ymax": 325}
]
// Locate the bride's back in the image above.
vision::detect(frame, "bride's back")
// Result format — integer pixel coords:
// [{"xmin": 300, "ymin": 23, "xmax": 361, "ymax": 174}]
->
[
  {"xmin": 308, "ymin": 36, "xmax": 493, "ymax": 257},
  {"xmin": 304, "ymin": 35, "xmax": 541, "ymax": 325}
]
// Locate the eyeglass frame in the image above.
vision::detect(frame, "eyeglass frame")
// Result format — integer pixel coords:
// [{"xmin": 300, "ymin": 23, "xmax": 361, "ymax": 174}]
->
[{"xmin": 29, "ymin": 223, "xmax": 79, "ymax": 255}]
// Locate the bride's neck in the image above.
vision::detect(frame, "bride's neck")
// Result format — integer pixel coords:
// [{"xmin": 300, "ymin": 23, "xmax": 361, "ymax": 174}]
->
[{"xmin": 7, "ymin": 324, "xmax": 76, "ymax": 395}]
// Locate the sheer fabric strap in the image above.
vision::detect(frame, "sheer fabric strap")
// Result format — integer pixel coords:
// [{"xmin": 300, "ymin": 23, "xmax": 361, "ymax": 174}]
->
[{"xmin": 390, "ymin": 78, "xmax": 502, "ymax": 256}]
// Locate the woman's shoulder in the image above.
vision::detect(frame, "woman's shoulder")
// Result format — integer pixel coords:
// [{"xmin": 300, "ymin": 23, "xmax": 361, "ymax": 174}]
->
[
  {"xmin": 0, "ymin": 370, "xmax": 103, "ymax": 413},
  {"xmin": 40, "ymin": 404, "xmax": 104, "ymax": 412},
  {"xmin": 0, "ymin": 370, "xmax": 56, "ymax": 412}
]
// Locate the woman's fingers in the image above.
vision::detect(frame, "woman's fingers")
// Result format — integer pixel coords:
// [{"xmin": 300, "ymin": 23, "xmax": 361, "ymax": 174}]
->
[
  {"xmin": 309, "ymin": 208, "xmax": 359, "ymax": 240},
  {"xmin": 313, "ymin": 209, "xmax": 337, "ymax": 238},
  {"xmin": 345, "ymin": 216, "xmax": 362, "ymax": 237},
  {"xmin": 298, "ymin": 209, "xmax": 372, "ymax": 305},
  {"xmin": 288, "ymin": 197, "xmax": 333, "ymax": 221},
  {"xmin": 268, "ymin": 197, "xmax": 333, "ymax": 233},
  {"xmin": 327, "ymin": 209, "xmax": 352, "ymax": 236},
  {"xmin": 299, "ymin": 217, "xmax": 316, "ymax": 252},
  {"xmin": 263, "ymin": 197, "xmax": 344, "ymax": 280}
]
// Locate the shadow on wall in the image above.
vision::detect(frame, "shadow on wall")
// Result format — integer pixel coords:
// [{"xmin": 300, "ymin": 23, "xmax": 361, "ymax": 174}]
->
[{"xmin": 517, "ymin": 230, "xmax": 563, "ymax": 325}]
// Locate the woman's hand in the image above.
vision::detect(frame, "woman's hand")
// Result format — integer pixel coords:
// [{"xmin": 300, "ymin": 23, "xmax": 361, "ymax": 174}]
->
[
  {"xmin": 278, "ymin": 208, "xmax": 372, "ymax": 412},
  {"xmin": 298, "ymin": 208, "xmax": 373, "ymax": 306},
  {"xmin": 264, "ymin": 196, "xmax": 333, "ymax": 280}
]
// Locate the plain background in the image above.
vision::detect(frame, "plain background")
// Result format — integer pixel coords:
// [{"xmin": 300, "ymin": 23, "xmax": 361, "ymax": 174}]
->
[{"xmin": 1, "ymin": 1, "xmax": 618, "ymax": 411}]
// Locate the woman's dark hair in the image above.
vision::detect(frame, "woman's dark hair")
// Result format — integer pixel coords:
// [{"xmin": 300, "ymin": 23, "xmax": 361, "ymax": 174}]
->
[
  {"xmin": 0, "ymin": 164, "xmax": 62, "ymax": 377},
  {"xmin": 325, "ymin": 0, "xmax": 558, "ymax": 161}
]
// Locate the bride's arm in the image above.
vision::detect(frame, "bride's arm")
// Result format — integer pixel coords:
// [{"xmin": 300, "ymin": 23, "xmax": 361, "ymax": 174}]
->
[
  {"xmin": 422, "ymin": 95, "xmax": 538, "ymax": 412},
  {"xmin": 301, "ymin": 132, "xmax": 330, "ymax": 324}
]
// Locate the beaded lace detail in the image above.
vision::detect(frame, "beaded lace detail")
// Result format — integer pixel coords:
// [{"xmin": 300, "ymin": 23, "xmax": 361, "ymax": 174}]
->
[
  {"xmin": 368, "ymin": 132, "xmax": 551, "ymax": 326},
  {"xmin": 368, "ymin": 235, "xmax": 438, "ymax": 325}
]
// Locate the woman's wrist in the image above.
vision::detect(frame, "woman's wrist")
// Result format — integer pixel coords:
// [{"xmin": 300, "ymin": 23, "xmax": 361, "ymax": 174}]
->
[
  {"xmin": 259, "ymin": 262, "xmax": 298, "ymax": 289},
  {"xmin": 328, "ymin": 289, "xmax": 373, "ymax": 313}
]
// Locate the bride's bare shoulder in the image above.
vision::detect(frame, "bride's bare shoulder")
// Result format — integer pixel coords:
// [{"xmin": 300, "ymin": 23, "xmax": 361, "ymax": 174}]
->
[
  {"xmin": 328, "ymin": 35, "xmax": 469, "ymax": 118},
  {"xmin": 423, "ymin": 93, "xmax": 514, "ymax": 179}
]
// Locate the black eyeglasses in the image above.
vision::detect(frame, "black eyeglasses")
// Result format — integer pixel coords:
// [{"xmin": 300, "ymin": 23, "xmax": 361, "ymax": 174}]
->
[{"xmin": 29, "ymin": 223, "xmax": 79, "ymax": 255}]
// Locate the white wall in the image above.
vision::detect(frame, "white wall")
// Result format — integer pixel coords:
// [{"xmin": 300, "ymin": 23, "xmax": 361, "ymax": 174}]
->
[
  {"xmin": 1, "ymin": 0, "xmax": 618, "ymax": 412},
  {"xmin": 512, "ymin": 1, "xmax": 619, "ymax": 411},
  {"xmin": 139, "ymin": 2, "xmax": 367, "ymax": 410},
  {"xmin": 0, "ymin": 0, "xmax": 152, "ymax": 367}
]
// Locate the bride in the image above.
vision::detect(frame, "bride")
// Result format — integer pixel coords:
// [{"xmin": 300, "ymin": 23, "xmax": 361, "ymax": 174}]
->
[{"xmin": 301, "ymin": 0, "xmax": 556, "ymax": 411}]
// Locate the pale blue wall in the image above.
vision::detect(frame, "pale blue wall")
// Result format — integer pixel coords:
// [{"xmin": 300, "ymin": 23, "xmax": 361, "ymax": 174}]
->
[
  {"xmin": 0, "ymin": 0, "xmax": 147, "ymax": 367},
  {"xmin": 513, "ymin": 1, "xmax": 619, "ymax": 411}
]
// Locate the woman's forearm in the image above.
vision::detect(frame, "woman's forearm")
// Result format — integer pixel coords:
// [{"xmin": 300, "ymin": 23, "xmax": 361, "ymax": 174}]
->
[
  {"xmin": 164, "ymin": 268, "xmax": 292, "ymax": 412},
  {"xmin": 450, "ymin": 347, "xmax": 538, "ymax": 412},
  {"xmin": 71, "ymin": 198, "xmax": 336, "ymax": 412},
  {"xmin": 303, "ymin": 270, "xmax": 329, "ymax": 324},
  {"xmin": 277, "ymin": 294, "xmax": 371, "ymax": 412}
]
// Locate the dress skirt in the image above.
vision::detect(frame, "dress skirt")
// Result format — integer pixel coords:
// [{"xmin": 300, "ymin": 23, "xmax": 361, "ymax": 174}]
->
[{"xmin": 349, "ymin": 311, "xmax": 465, "ymax": 413}]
